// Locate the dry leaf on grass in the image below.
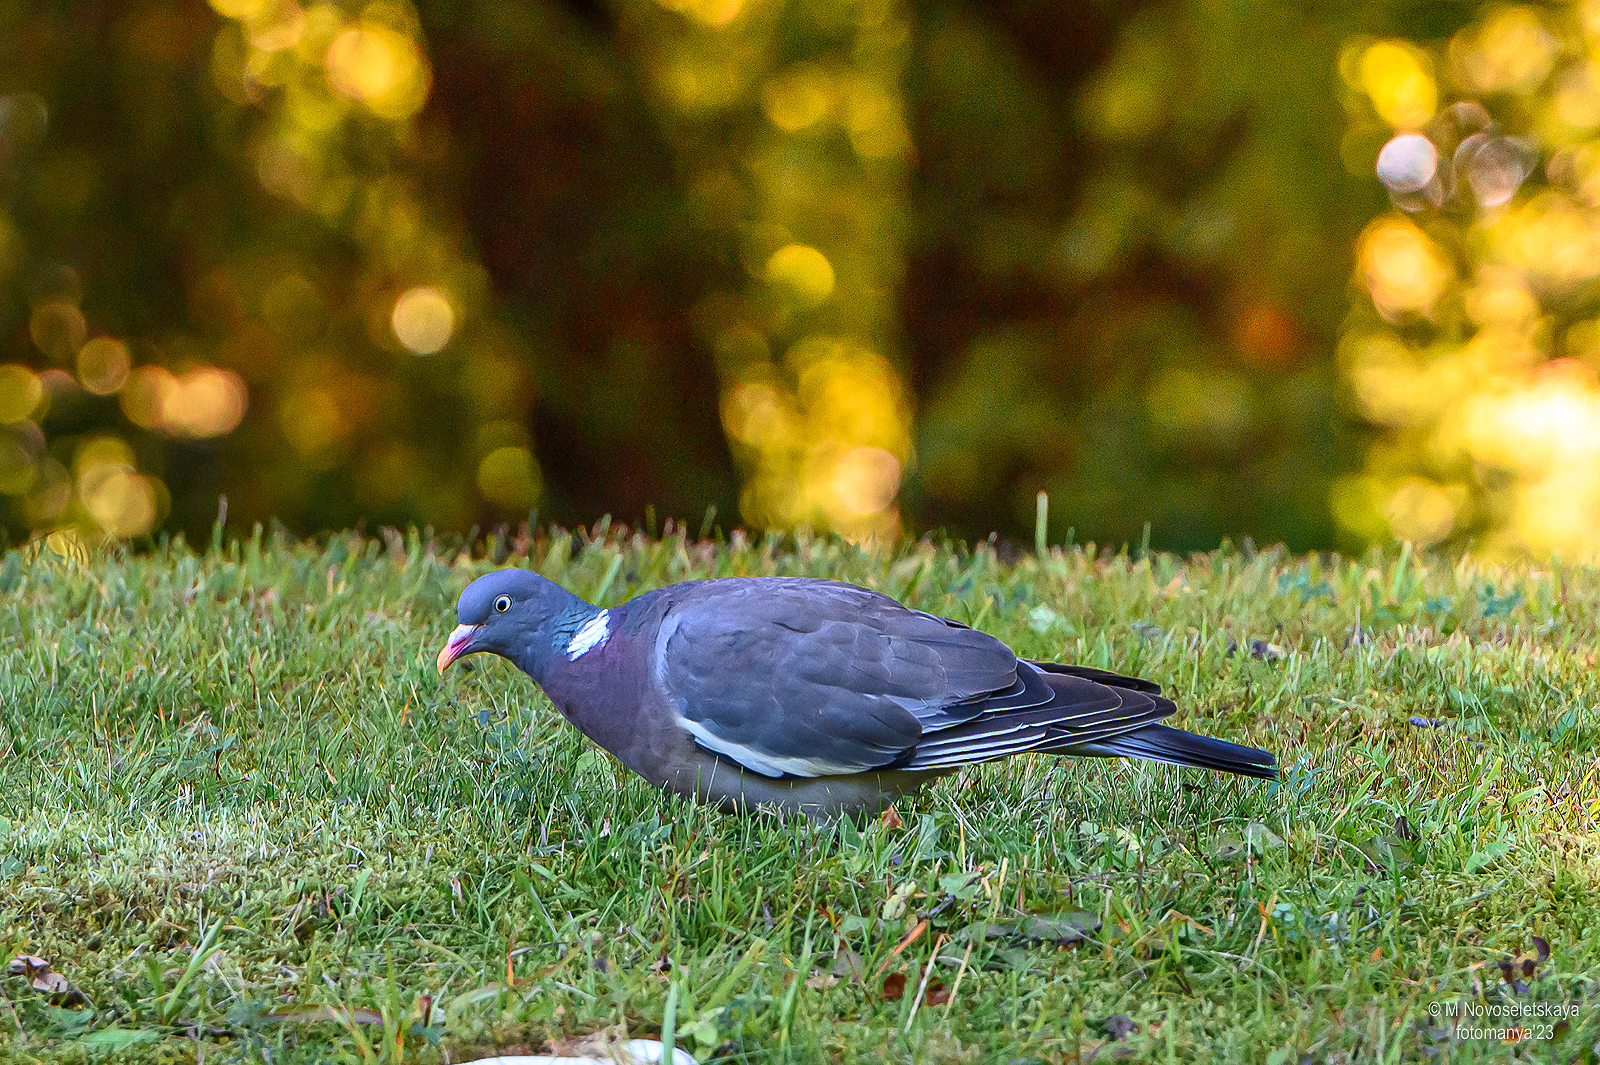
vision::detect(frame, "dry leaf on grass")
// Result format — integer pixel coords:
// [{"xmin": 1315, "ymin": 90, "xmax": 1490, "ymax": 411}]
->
[
  {"xmin": 7, "ymin": 955, "xmax": 68, "ymax": 994},
  {"xmin": 549, "ymin": 1026, "xmax": 627, "ymax": 1059}
]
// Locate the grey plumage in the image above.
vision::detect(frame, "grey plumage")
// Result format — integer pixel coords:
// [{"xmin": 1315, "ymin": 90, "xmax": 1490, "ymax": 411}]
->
[{"xmin": 437, "ymin": 570, "xmax": 1277, "ymax": 819}]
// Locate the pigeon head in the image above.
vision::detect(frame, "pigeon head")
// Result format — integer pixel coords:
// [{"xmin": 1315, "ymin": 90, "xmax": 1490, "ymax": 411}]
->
[{"xmin": 436, "ymin": 569, "xmax": 592, "ymax": 677}]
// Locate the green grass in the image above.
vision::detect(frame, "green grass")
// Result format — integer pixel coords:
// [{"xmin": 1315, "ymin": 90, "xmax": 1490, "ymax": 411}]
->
[{"xmin": 1, "ymin": 525, "xmax": 1597, "ymax": 1063}]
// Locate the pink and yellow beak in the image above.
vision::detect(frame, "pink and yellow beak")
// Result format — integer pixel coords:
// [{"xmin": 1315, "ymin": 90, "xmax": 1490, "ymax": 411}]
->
[{"xmin": 436, "ymin": 623, "xmax": 482, "ymax": 673}]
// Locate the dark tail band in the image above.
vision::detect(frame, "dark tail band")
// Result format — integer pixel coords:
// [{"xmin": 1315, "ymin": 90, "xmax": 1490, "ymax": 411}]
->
[{"xmin": 1072, "ymin": 723, "xmax": 1278, "ymax": 779}]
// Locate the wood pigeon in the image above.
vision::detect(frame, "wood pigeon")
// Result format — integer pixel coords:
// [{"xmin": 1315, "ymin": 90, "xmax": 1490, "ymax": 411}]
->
[{"xmin": 437, "ymin": 569, "xmax": 1277, "ymax": 818}]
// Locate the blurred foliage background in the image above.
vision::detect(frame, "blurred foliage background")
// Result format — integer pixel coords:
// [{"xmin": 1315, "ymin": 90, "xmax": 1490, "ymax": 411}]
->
[{"xmin": 0, "ymin": 0, "xmax": 1592, "ymax": 557}]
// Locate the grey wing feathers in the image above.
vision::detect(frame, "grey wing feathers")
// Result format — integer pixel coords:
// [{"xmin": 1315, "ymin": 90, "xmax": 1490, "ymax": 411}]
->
[
  {"xmin": 899, "ymin": 667, "xmax": 1175, "ymax": 769},
  {"xmin": 657, "ymin": 579, "xmax": 1015, "ymax": 778},
  {"xmin": 654, "ymin": 577, "xmax": 1189, "ymax": 780}
]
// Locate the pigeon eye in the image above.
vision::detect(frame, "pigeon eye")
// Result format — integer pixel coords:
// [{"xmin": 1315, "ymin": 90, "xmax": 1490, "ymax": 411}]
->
[{"xmin": 493, "ymin": 595, "xmax": 511, "ymax": 613}]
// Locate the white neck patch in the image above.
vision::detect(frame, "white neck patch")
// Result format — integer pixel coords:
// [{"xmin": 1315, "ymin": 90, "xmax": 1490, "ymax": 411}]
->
[{"xmin": 566, "ymin": 610, "xmax": 610, "ymax": 660}]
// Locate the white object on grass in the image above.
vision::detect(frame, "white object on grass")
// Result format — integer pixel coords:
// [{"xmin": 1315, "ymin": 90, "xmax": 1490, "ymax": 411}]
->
[{"xmin": 460, "ymin": 1039, "xmax": 698, "ymax": 1065}]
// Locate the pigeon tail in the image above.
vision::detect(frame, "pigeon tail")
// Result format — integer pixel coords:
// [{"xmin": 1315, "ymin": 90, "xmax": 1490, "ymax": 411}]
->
[{"xmin": 1068, "ymin": 723, "xmax": 1278, "ymax": 779}]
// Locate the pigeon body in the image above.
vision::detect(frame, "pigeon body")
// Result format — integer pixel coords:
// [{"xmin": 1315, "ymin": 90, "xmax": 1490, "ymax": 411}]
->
[{"xmin": 438, "ymin": 569, "xmax": 1277, "ymax": 819}]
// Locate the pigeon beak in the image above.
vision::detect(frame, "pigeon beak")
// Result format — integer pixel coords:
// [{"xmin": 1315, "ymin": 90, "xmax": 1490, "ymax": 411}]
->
[{"xmin": 437, "ymin": 623, "xmax": 482, "ymax": 673}]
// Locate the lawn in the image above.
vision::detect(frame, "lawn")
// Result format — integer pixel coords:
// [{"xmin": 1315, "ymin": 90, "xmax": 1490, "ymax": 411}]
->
[{"xmin": 0, "ymin": 523, "xmax": 1595, "ymax": 1063}]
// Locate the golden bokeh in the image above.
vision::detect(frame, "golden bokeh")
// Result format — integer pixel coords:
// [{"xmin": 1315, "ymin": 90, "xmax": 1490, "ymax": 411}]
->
[
  {"xmin": 74, "ymin": 436, "xmax": 136, "ymax": 491},
  {"xmin": 1553, "ymin": 65, "xmax": 1600, "ymax": 131},
  {"xmin": 827, "ymin": 445, "xmax": 901, "ymax": 517},
  {"xmin": 1342, "ymin": 0, "xmax": 1600, "ymax": 558},
  {"xmin": 762, "ymin": 65, "xmax": 833, "ymax": 132},
  {"xmin": 1382, "ymin": 477, "xmax": 1460, "ymax": 546},
  {"xmin": 83, "ymin": 468, "xmax": 160, "ymax": 538},
  {"xmin": 1449, "ymin": 6, "xmax": 1556, "ymax": 95},
  {"xmin": 169, "ymin": 368, "xmax": 249, "ymax": 438},
  {"xmin": 720, "ymin": 335, "xmax": 911, "ymax": 537},
  {"xmin": 205, "ymin": 0, "xmax": 270, "ymax": 19},
  {"xmin": 73, "ymin": 437, "xmax": 159, "ymax": 538},
  {"xmin": 1454, "ymin": 361, "xmax": 1600, "ymax": 469},
  {"xmin": 640, "ymin": 0, "xmax": 915, "ymax": 542},
  {"xmin": 119, "ymin": 366, "xmax": 171, "ymax": 430},
  {"xmin": 76, "ymin": 337, "xmax": 132, "ymax": 396},
  {"xmin": 1359, "ymin": 41, "xmax": 1437, "ymax": 129},
  {"xmin": 654, "ymin": 52, "xmax": 747, "ymax": 111},
  {"xmin": 119, "ymin": 366, "xmax": 248, "ymax": 438},
  {"xmin": 0, "ymin": 365, "xmax": 43, "ymax": 424},
  {"xmin": 0, "ymin": 433, "xmax": 36, "ymax": 496},
  {"xmin": 147, "ymin": 0, "xmax": 918, "ymax": 538},
  {"xmin": 391, "ymin": 286, "xmax": 455, "ymax": 354},
  {"xmin": 29, "ymin": 301, "xmax": 87, "ymax": 361},
  {"xmin": 722, "ymin": 381, "xmax": 796, "ymax": 450},
  {"xmin": 7, "ymin": 0, "xmax": 1410, "ymax": 550},
  {"xmin": 793, "ymin": 339, "xmax": 908, "ymax": 453},
  {"xmin": 653, "ymin": 0, "xmax": 746, "ymax": 29},
  {"xmin": 765, "ymin": 244, "xmax": 836, "ymax": 306},
  {"xmin": 325, "ymin": 19, "xmax": 430, "ymax": 119},
  {"xmin": 1357, "ymin": 217, "xmax": 1453, "ymax": 319},
  {"xmin": 844, "ymin": 80, "xmax": 911, "ymax": 160},
  {"xmin": 1490, "ymin": 191, "xmax": 1600, "ymax": 286},
  {"xmin": 188, "ymin": 0, "xmax": 500, "ymax": 526},
  {"xmin": 23, "ymin": 457, "xmax": 71, "ymax": 527},
  {"xmin": 476, "ymin": 445, "xmax": 542, "ymax": 510}
]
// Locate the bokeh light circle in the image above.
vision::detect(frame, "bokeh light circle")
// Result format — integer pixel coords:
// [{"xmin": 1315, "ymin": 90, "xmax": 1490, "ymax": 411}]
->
[
  {"xmin": 392, "ymin": 286, "xmax": 455, "ymax": 354},
  {"xmin": 1376, "ymin": 133, "xmax": 1438, "ymax": 194},
  {"xmin": 0, "ymin": 365, "xmax": 43, "ymax": 424},
  {"xmin": 476, "ymin": 445, "xmax": 542, "ymax": 509},
  {"xmin": 29, "ymin": 302, "xmax": 86, "ymax": 361},
  {"xmin": 765, "ymin": 245, "xmax": 835, "ymax": 306},
  {"xmin": 77, "ymin": 337, "xmax": 132, "ymax": 396},
  {"xmin": 830, "ymin": 446, "xmax": 901, "ymax": 516}
]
